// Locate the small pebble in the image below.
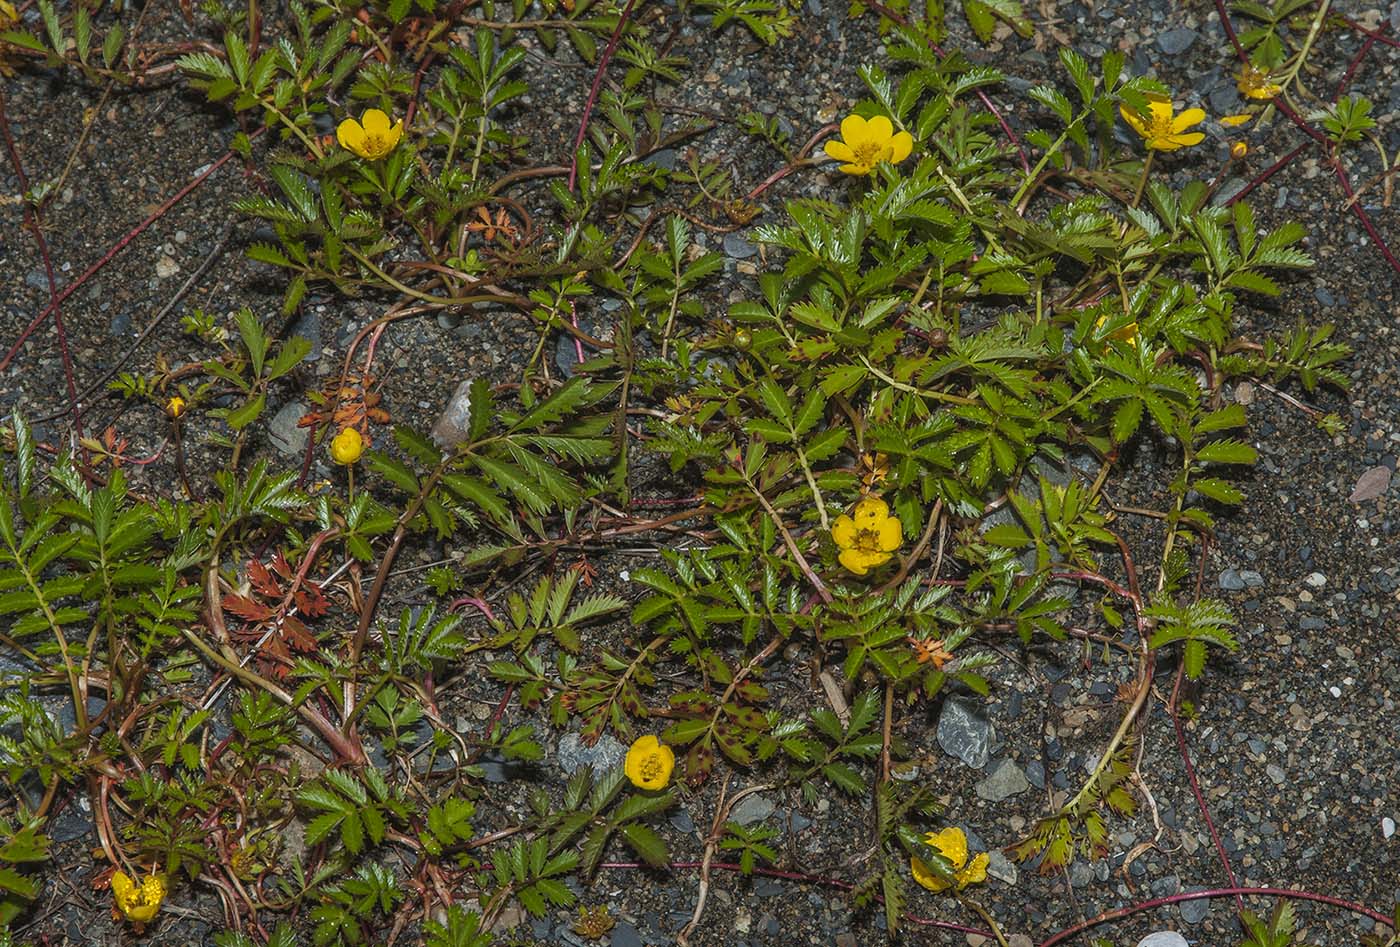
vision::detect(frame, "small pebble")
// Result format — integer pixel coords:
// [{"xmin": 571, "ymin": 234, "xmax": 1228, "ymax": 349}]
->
[
  {"xmin": 1383, "ymin": 817, "xmax": 1396, "ymax": 839},
  {"xmin": 1329, "ymin": 685, "xmax": 1342, "ymax": 698},
  {"xmin": 1156, "ymin": 27, "xmax": 1198, "ymax": 54},
  {"xmin": 1304, "ymin": 572, "xmax": 1327, "ymax": 588}
]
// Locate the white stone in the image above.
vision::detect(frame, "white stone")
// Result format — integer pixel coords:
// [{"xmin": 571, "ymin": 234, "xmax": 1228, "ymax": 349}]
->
[
  {"xmin": 1384, "ymin": 817, "xmax": 1396, "ymax": 839},
  {"xmin": 1305, "ymin": 572, "xmax": 1327, "ymax": 588},
  {"xmin": 1137, "ymin": 934, "xmax": 1189, "ymax": 947}
]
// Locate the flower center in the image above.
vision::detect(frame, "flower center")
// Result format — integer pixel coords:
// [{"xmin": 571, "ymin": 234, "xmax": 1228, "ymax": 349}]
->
[
  {"xmin": 363, "ymin": 132, "xmax": 386, "ymax": 154},
  {"xmin": 1144, "ymin": 113, "xmax": 1174, "ymax": 138},
  {"xmin": 852, "ymin": 140, "xmax": 885, "ymax": 168},
  {"xmin": 638, "ymin": 755, "xmax": 661, "ymax": 780},
  {"xmin": 853, "ymin": 527, "xmax": 884, "ymax": 552}
]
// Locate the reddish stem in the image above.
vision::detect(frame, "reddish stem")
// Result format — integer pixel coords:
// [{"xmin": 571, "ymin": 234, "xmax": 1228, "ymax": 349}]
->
[
  {"xmin": 0, "ymin": 130, "xmax": 262, "ymax": 373},
  {"xmin": 0, "ymin": 89, "xmax": 82, "ymax": 439},
  {"xmin": 1039, "ymin": 886, "xmax": 1394, "ymax": 947},
  {"xmin": 566, "ymin": 0, "xmax": 644, "ymax": 192},
  {"xmin": 1168, "ymin": 663, "xmax": 1244, "ymax": 914},
  {"xmin": 1334, "ymin": 23, "xmax": 1383, "ymax": 98},
  {"xmin": 1223, "ymin": 141, "xmax": 1308, "ymax": 207}
]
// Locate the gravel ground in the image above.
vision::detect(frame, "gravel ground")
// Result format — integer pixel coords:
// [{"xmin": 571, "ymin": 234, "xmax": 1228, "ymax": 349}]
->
[{"xmin": 2, "ymin": 0, "xmax": 1398, "ymax": 945}]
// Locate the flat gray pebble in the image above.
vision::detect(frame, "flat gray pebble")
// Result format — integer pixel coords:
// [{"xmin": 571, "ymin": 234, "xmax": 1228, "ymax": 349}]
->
[{"xmin": 1156, "ymin": 28, "xmax": 1198, "ymax": 54}]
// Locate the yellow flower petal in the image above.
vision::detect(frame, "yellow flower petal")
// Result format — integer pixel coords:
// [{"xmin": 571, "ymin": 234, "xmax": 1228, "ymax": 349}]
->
[
  {"xmin": 337, "ymin": 118, "xmax": 367, "ymax": 154},
  {"xmin": 865, "ymin": 115, "xmax": 894, "ymax": 142},
  {"xmin": 1170, "ymin": 107, "xmax": 1205, "ymax": 133},
  {"xmin": 361, "ymin": 108, "xmax": 392, "ymax": 136},
  {"xmin": 924, "ymin": 827, "xmax": 969, "ymax": 871},
  {"xmin": 1145, "ymin": 95, "xmax": 1174, "ymax": 125},
  {"xmin": 831, "ymin": 513, "xmax": 857, "ymax": 548},
  {"xmin": 911, "ymin": 854, "xmax": 951, "ymax": 892},
  {"xmin": 1166, "ymin": 132, "xmax": 1205, "ymax": 148},
  {"xmin": 889, "ymin": 130, "xmax": 914, "ymax": 164},
  {"xmin": 838, "ymin": 548, "xmax": 875, "ymax": 575},
  {"xmin": 1220, "ymin": 113, "xmax": 1253, "ymax": 127},
  {"xmin": 852, "ymin": 496, "xmax": 889, "ymax": 529},
  {"xmin": 956, "ymin": 851, "xmax": 990, "ymax": 888},
  {"xmin": 1118, "ymin": 104, "xmax": 1150, "ymax": 138},
  {"xmin": 824, "ymin": 140, "xmax": 856, "ymax": 163},
  {"xmin": 876, "ymin": 516, "xmax": 902, "ymax": 552},
  {"xmin": 840, "ymin": 113, "xmax": 869, "ymax": 145}
]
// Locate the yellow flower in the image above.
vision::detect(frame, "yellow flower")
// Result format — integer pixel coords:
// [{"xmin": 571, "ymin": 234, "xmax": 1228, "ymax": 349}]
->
[
  {"xmin": 337, "ymin": 108, "xmax": 403, "ymax": 160},
  {"xmin": 831, "ymin": 496, "xmax": 902, "ymax": 576},
  {"xmin": 1236, "ymin": 63, "xmax": 1282, "ymax": 101},
  {"xmin": 1220, "ymin": 113, "xmax": 1253, "ymax": 127},
  {"xmin": 1230, "ymin": 141, "xmax": 1249, "ymax": 159},
  {"xmin": 1094, "ymin": 314, "xmax": 1138, "ymax": 344},
  {"xmin": 111, "ymin": 871, "xmax": 166, "ymax": 925},
  {"xmin": 1119, "ymin": 94, "xmax": 1206, "ymax": 151},
  {"xmin": 165, "ymin": 396, "xmax": 186, "ymax": 419},
  {"xmin": 911, "ymin": 827, "xmax": 990, "ymax": 893},
  {"xmin": 624, "ymin": 735, "xmax": 674, "ymax": 790},
  {"xmin": 329, "ymin": 426, "xmax": 364, "ymax": 465},
  {"xmin": 823, "ymin": 114, "xmax": 915, "ymax": 176}
]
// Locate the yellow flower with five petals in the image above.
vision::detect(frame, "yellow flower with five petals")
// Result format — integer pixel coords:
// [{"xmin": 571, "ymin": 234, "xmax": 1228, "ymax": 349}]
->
[
  {"xmin": 337, "ymin": 108, "xmax": 403, "ymax": 160},
  {"xmin": 831, "ymin": 496, "xmax": 902, "ymax": 576},
  {"xmin": 910, "ymin": 827, "xmax": 989, "ymax": 893},
  {"xmin": 623, "ymin": 735, "xmax": 674, "ymax": 791},
  {"xmin": 824, "ymin": 114, "xmax": 914, "ymax": 176},
  {"xmin": 111, "ymin": 870, "xmax": 166, "ymax": 925},
  {"xmin": 1119, "ymin": 95, "xmax": 1205, "ymax": 152}
]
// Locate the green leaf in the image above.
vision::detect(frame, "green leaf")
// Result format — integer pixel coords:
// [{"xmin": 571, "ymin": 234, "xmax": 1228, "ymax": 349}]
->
[
  {"xmin": 1195, "ymin": 439, "xmax": 1257, "ymax": 465},
  {"xmin": 224, "ymin": 393, "xmax": 265, "ymax": 431}
]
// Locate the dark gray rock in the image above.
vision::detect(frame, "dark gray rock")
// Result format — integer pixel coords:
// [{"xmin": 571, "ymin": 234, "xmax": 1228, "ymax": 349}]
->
[
  {"xmin": 1156, "ymin": 28, "xmax": 1198, "ymax": 54},
  {"xmin": 975, "ymin": 758, "xmax": 1030, "ymax": 801},
  {"xmin": 611, "ymin": 921, "xmax": 644, "ymax": 947}
]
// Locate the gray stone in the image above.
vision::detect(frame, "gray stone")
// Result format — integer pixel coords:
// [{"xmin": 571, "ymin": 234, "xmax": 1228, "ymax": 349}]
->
[
  {"xmin": 1209, "ymin": 84, "xmax": 1241, "ymax": 113},
  {"xmin": 1156, "ymin": 28, "xmax": 1197, "ymax": 54},
  {"xmin": 1240, "ymin": 570, "xmax": 1265, "ymax": 588},
  {"xmin": 289, "ymin": 309, "xmax": 322, "ymax": 361},
  {"xmin": 1218, "ymin": 569, "xmax": 1246, "ymax": 591},
  {"xmin": 1068, "ymin": 860, "xmax": 1093, "ymax": 887},
  {"xmin": 611, "ymin": 921, "xmax": 643, "ymax": 947},
  {"xmin": 1178, "ymin": 890, "xmax": 1212, "ymax": 924},
  {"xmin": 731, "ymin": 792, "xmax": 776, "ymax": 826},
  {"xmin": 642, "ymin": 149, "xmax": 677, "ymax": 171},
  {"xmin": 986, "ymin": 850, "xmax": 1018, "ymax": 885},
  {"xmin": 670, "ymin": 808, "xmax": 695, "ymax": 833},
  {"xmin": 268, "ymin": 401, "xmax": 308, "ymax": 458},
  {"xmin": 975, "ymin": 758, "xmax": 1030, "ymax": 801},
  {"xmin": 1137, "ymin": 934, "xmax": 1189, "ymax": 947},
  {"xmin": 723, "ymin": 234, "xmax": 758, "ymax": 259},
  {"xmin": 1025, "ymin": 759, "xmax": 1046, "ymax": 789},
  {"xmin": 938, "ymin": 696, "xmax": 994, "ymax": 769},
  {"xmin": 555, "ymin": 731, "xmax": 626, "ymax": 775}
]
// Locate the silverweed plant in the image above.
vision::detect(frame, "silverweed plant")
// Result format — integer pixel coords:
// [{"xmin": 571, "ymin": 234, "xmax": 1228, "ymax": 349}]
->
[{"xmin": 1, "ymin": 0, "xmax": 1393, "ymax": 944}]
